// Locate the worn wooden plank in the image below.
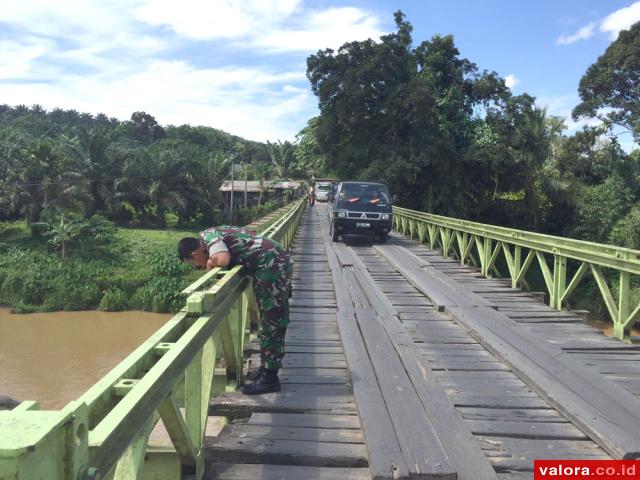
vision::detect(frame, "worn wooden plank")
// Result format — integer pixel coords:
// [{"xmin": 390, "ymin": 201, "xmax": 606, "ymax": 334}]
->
[
  {"xmin": 248, "ymin": 413, "xmax": 361, "ymax": 430},
  {"xmin": 466, "ymin": 419, "xmax": 587, "ymax": 440},
  {"xmin": 349, "ymin": 306, "xmax": 455, "ymax": 479},
  {"xmin": 204, "ymin": 435, "xmax": 368, "ymax": 468},
  {"xmin": 337, "ymin": 246, "xmax": 497, "ymax": 480},
  {"xmin": 221, "ymin": 423, "xmax": 365, "ymax": 444},
  {"xmin": 209, "ymin": 390, "xmax": 356, "ymax": 416},
  {"xmin": 458, "ymin": 407, "xmax": 565, "ymax": 423},
  {"xmin": 477, "ymin": 437, "xmax": 610, "ymax": 471},
  {"xmin": 376, "ymin": 243, "xmax": 640, "ymax": 460},
  {"xmin": 205, "ymin": 463, "xmax": 371, "ymax": 480},
  {"xmin": 318, "ymin": 211, "xmax": 412, "ymax": 480}
]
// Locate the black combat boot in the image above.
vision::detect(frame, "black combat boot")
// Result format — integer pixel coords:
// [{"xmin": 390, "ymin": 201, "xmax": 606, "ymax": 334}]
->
[
  {"xmin": 240, "ymin": 368, "xmax": 281, "ymax": 395},
  {"xmin": 245, "ymin": 365, "xmax": 264, "ymax": 381}
]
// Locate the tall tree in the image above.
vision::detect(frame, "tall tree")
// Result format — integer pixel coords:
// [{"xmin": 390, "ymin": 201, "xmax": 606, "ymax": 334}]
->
[
  {"xmin": 265, "ymin": 140, "xmax": 297, "ymax": 179},
  {"xmin": 64, "ymin": 127, "xmax": 118, "ymax": 217},
  {"xmin": 573, "ymin": 21, "xmax": 640, "ymax": 142},
  {"xmin": 306, "ymin": 11, "xmax": 507, "ymax": 214}
]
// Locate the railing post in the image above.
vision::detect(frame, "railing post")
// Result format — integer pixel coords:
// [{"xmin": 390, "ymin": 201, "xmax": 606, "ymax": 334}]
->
[
  {"xmin": 417, "ymin": 221, "xmax": 427, "ymax": 244},
  {"xmin": 615, "ymin": 271, "xmax": 630, "ymax": 341},
  {"xmin": 512, "ymin": 246, "xmax": 521, "ymax": 288},
  {"xmin": 483, "ymin": 238, "xmax": 492, "ymax": 277},
  {"xmin": 552, "ymin": 255, "xmax": 567, "ymax": 310}
]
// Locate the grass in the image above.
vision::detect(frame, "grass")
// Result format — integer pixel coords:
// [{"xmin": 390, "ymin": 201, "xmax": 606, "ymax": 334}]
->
[{"xmin": 0, "ymin": 202, "xmax": 291, "ymax": 314}]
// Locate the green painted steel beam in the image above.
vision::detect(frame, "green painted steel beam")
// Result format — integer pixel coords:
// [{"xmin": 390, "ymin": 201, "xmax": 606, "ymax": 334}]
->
[{"xmin": 394, "ymin": 206, "xmax": 640, "ymax": 275}]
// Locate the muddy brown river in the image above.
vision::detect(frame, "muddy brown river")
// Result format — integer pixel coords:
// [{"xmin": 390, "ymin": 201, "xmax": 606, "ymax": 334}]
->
[{"xmin": 0, "ymin": 308, "xmax": 170, "ymax": 409}]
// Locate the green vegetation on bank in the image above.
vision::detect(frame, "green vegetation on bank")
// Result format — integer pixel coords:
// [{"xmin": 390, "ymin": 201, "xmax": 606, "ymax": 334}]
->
[{"xmin": 0, "ymin": 203, "xmax": 282, "ymax": 314}]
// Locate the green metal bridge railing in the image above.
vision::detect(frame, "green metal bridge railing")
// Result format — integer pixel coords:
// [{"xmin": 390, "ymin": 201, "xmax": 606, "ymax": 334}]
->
[
  {"xmin": 0, "ymin": 199, "xmax": 306, "ymax": 480},
  {"xmin": 392, "ymin": 206, "xmax": 640, "ymax": 342}
]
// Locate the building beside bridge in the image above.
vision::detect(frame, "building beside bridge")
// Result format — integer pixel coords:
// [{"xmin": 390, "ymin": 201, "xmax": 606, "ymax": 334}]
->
[{"xmin": 219, "ymin": 180, "xmax": 303, "ymax": 209}]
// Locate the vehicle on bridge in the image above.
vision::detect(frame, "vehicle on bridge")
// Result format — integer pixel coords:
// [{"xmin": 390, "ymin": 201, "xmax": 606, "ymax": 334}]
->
[
  {"xmin": 314, "ymin": 181, "xmax": 333, "ymax": 202},
  {"xmin": 329, "ymin": 181, "xmax": 393, "ymax": 243}
]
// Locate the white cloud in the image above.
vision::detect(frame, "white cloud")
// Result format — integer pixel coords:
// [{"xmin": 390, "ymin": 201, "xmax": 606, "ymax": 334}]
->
[
  {"xmin": 504, "ymin": 74, "xmax": 519, "ymax": 89},
  {"xmin": 556, "ymin": 22, "xmax": 596, "ymax": 45},
  {"xmin": 1, "ymin": 61, "xmax": 311, "ymax": 141},
  {"xmin": 600, "ymin": 1, "xmax": 640, "ymax": 38},
  {"xmin": 251, "ymin": 7, "xmax": 384, "ymax": 53},
  {"xmin": 0, "ymin": 38, "xmax": 52, "ymax": 79},
  {"xmin": 135, "ymin": 0, "xmax": 302, "ymax": 40},
  {"xmin": 0, "ymin": 1, "xmax": 389, "ymax": 141},
  {"xmin": 557, "ymin": 2, "xmax": 640, "ymax": 45}
]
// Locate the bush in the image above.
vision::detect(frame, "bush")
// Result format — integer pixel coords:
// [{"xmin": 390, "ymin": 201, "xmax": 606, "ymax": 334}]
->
[
  {"xmin": 130, "ymin": 277, "xmax": 186, "ymax": 312},
  {"xmin": 610, "ymin": 205, "xmax": 640, "ymax": 250},
  {"xmin": 148, "ymin": 246, "xmax": 191, "ymax": 277},
  {"xmin": 572, "ymin": 176, "xmax": 633, "ymax": 243},
  {"xmin": 44, "ymin": 281, "xmax": 102, "ymax": 311},
  {"xmin": 0, "ymin": 271, "xmax": 47, "ymax": 306},
  {"xmin": 99, "ymin": 287, "xmax": 129, "ymax": 311}
]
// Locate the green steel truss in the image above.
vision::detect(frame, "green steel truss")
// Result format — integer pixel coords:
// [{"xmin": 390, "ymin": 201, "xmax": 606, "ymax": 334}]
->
[
  {"xmin": 392, "ymin": 206, "xmax": 640, "ymax": 342},
  {"xmin": 0, "ymin": 199, "xmax": 306, "ymax": 480}
]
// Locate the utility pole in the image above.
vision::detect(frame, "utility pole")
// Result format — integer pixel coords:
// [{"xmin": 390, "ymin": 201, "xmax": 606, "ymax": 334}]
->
[
  {"xmin": 230, "ymin": 162, "xmax": 234, "ymax": 223},
  {"xmin": 244, "ymin": 161, "xmax": 248, "ymax": 208}
]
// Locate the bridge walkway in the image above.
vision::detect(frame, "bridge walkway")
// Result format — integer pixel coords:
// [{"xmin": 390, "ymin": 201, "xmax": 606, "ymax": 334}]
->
[
  {"xmin": 205, "ymin": 205, "xmax": 370, "ymax": 480},
  {"xmin": 204, "ymin": 205, "xmax": 640, "ymax": 480}
]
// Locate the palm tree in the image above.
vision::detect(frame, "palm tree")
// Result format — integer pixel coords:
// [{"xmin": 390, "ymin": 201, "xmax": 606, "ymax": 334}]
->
[
  {"xmin": 250, "ymin": 161, "xmax": 273, "ymax": 205},
  {"xmin": 30, "ymin": 104, "xmax": 46, "ymax": 116},
  {"xmin": 512, "ymin": 107, "xmax": 563, "ymax": 228},
  {"xmin": 195, "ymin": 151, "xmax": 230, "ymax": 218},
  {"xmin": 265, "ymin": 140, "xmax": 297, "ymax": 179},
  {"xmin": 64, "ymin": 127, "xmax": 118, "ymax": 217},
  {"xmin": 145, "ymin": 147, "xmax": 197, "ymax": 226}
]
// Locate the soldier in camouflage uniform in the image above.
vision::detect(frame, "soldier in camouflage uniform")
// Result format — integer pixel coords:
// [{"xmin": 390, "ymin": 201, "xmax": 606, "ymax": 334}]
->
[{"xmin": 178, "ymin": 226, "xmax": 292, "ymax": 395}]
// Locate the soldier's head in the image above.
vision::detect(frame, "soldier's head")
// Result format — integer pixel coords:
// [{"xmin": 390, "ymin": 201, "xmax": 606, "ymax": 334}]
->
[{"xmin": 178, "ymin": 237, "xmax": 208, "ymax": 268}]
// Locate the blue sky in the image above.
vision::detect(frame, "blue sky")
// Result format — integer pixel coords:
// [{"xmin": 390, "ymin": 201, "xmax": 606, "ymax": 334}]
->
[{"xmin": 1, "ymin": 1, "xmax": 638, "ymax": 149}]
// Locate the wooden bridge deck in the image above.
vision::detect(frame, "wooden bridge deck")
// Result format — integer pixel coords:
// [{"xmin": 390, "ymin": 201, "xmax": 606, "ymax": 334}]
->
[{"xmin": 203, "ymin": 205, "xmax": 640, "ymax": 480}]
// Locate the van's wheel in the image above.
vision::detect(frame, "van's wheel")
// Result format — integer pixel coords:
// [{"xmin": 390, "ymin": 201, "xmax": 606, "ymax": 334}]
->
[
  {"xmin": 331, "ymin": 223, "xmax": 339, "ymax": 242},
  {"xmin": 377, "ymin": 233, "xmax": 388, "ymax": 243}
]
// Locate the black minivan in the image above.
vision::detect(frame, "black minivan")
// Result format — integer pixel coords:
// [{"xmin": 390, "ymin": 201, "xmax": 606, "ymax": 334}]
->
[{"xmin": 329, "ymin": 181, "xmax": 393, "ymax": 243}]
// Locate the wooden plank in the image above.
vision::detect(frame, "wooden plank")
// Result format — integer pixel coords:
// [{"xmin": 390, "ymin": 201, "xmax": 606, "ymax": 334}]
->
[
  {"xmin": 376, "ymin": 243, "xmax": 640, "ymax": 460},
  {"xmin": 336, "ymin": 246, "xmax": 496, "ymax": 480},
  {"xmin": 477, "ymin": 437, "xmax": 609, "ymax": 471},
  {"xmin": 248, "ymin": 413, "xmax": 361, "ymax": 430},
  {"xmin": 466, "ymin": 419, "xmax": 587, "ymax": 440},
  {"xmin": 205, "ymin": 463, "xmax": 371, "ymax": 480},
  {"xmin": 281, "ymin": 355, "xmax": 346, "ymax": 369},
  {"xmin": 221, "ymin": 423, "xmax": 364, "ymax": 444},
  {"xmin": 458, "ymin": 407, "xmax": 565, "ymax": 423},
  {"xmin": 279, "ymin": 374, "xmax": 349, "ymax": 385},
  {"xmin": 203, "ymin": 435, "xmax": 368, "ymax": 468},
  {"xmin": 317, "ymin": 211, "xmax": 412, "ymax": 480},
  {"xmin": 348, "ymin": 306, "xmax": 455, "ymax": 479},
  {"xmin": 209, "ymin": 391, "xmax": 356, "ymax": 416}
]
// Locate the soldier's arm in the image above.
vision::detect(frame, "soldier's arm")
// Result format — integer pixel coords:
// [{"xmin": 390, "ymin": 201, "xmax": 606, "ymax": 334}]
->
[
  {"xmin": 206, "ymin": 239, "xmax": 232, "ymax": 270},
  {"xmin": 207, "ymin": 252, "xmax": 231, "ymax": 270}
]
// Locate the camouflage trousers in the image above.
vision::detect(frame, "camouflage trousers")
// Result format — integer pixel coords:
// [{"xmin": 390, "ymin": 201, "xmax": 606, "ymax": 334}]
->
[{"xmin": 254, "ymin": 249, "xmax": 293, "ymax": 370}]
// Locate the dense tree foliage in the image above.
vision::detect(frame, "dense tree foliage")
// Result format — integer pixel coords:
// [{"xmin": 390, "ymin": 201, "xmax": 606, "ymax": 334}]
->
[
  {"xmin": 307, "ymin": 11, "xmax": 640, "ymax": 243},
  {"xmin": 573, "ymin": 22, "xmax": 640, "ymax": 142},
  {"xmin": 0, "ymin": 108, "xmax": 299, "ymax": 229}
]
